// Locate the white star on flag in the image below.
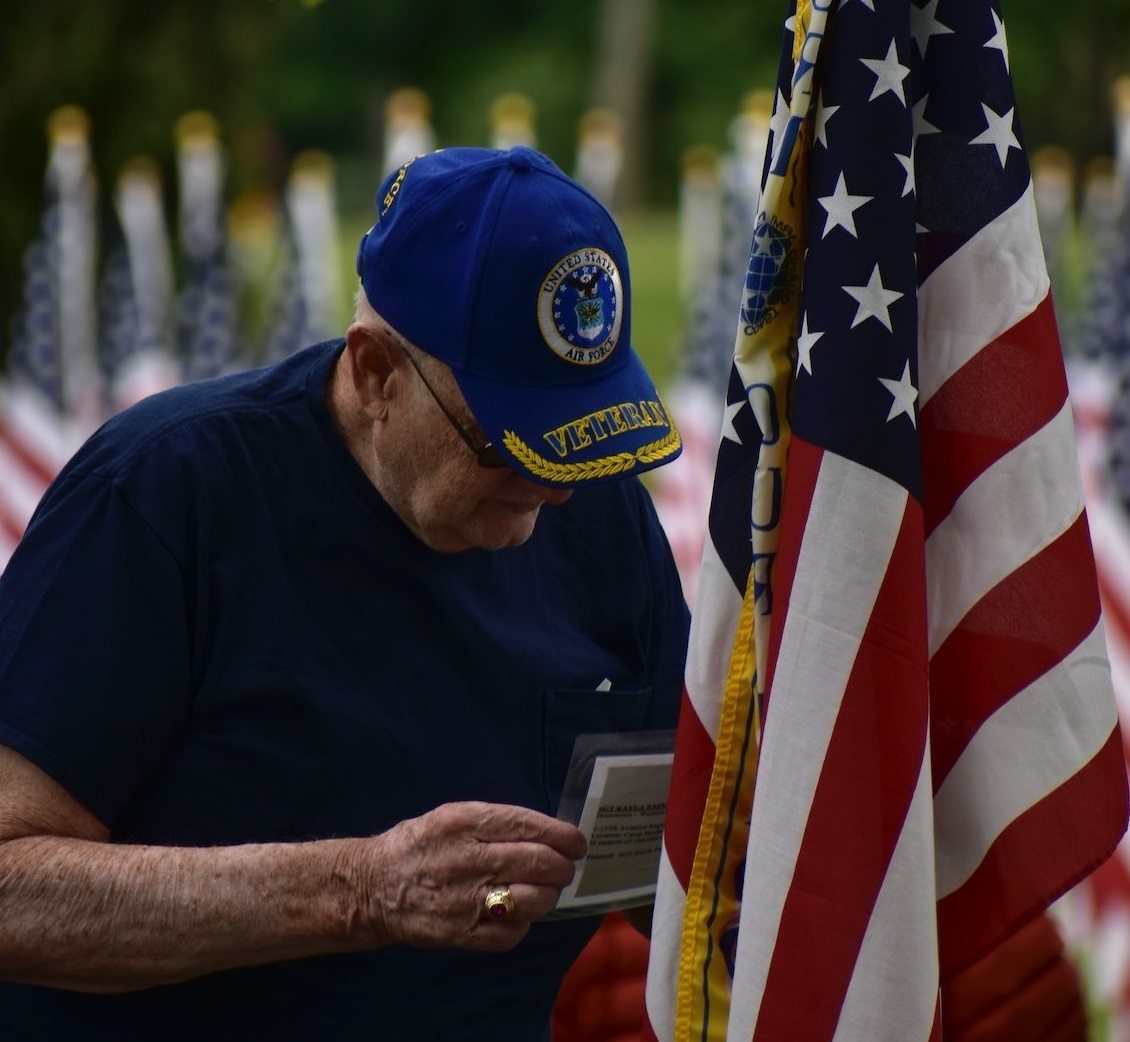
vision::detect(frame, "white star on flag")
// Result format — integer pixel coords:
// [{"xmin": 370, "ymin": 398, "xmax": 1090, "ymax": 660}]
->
[
  {"xmin": 911, "ymin": 0, "xmax": 954, "ymax": 59},
  {"xmin": 878, "ymin": 360, "xmax": 918, "ymax": 426},
  {"xmin": 796, "ymin": 314, "xmax": 825, "ymax": 376},
  {"xmin": 860, "ymin": 40, "xmax": 910, "ymax": 105},
  {"xmin": 721, "ymin": 399, "xmax": 744, "ymax": 444},
  {"xmin": 818, "ymin": 172, "xmax": 867, "ymax": 237},
  {"xmin": 843, "ymin": 264, "xmax": 903, "ymax": 331},
  {"xmin": 818, "ymin": 173, "xmax": 873, "ymax": 238},
  {"xmin": 814, "ymin": 93, "xmax": 841, "ymax": 149},
  {"xmin": 895, "ymin": 152, "xmax": 915, "ymax": 197},
  {"xmin": 912, "ymin": 95, "xmax": 941, "ymax": 139},
  {"xmin": 986, "ymin": 10, "xmax": 1010, "ymax": 70},
  {"xmin": 768, "ymin": 89, "xmax": 792, "ymax": 167},
  {"xmin": 971, "ymin": 104, "xmax": 1021, "ymax": 167}
]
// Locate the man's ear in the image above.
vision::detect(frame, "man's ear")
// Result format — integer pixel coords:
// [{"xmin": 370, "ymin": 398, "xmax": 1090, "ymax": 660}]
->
[{"xmin": 343, "ymin": 323, "xmax": 400, "ymax": 416}]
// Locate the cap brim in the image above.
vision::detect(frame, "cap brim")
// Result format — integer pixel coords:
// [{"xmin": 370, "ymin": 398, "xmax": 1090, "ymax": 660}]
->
[{"xmin": 452, "ymin": 348, "xmax": 682, "ymax": 488}]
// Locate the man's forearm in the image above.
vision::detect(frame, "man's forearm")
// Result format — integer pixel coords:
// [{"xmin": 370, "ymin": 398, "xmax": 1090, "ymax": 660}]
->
[
  {"xmin": 0, "ymin": 798, "xmax": 588, "ymax": 994},
  {"xmin": 0, "ymin": 833, "xmax": 370, "ymax": 993}
]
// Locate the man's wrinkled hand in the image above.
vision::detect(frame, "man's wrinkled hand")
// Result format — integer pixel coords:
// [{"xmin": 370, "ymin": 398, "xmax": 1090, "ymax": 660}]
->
[{"xmin": 348, "ymin": 801, "xmax": 587, "ymax": 952}]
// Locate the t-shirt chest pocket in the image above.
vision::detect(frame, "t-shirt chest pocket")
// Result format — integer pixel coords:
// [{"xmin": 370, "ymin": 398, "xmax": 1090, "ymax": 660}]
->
[{"xmin": 542, "ymin": 686, "xmax": 650, "ymax": 813}]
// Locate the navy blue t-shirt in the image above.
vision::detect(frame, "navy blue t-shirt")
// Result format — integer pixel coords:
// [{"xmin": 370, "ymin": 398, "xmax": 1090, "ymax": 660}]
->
[{"xmin": 0, "ymin": 340, "xmax": 690, "ymax": 1041}]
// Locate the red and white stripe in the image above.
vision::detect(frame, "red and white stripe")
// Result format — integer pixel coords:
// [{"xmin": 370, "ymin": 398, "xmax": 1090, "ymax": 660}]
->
[
  {"xmin": 0, "ymin": 387, "xmax": 69, "ymax": 572},
  {"xmin": 1057, "ymin": 380, "xmax": 1130, "ymax": 1040}
]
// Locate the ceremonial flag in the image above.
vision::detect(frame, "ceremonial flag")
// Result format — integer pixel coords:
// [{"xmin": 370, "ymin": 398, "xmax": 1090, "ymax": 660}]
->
[
  {"xmin": 1074, "ymin": 489, "xmax": 1130, "ymax": 1037},
  {"xmin": 1, "ymin": 106, "xmax": 99, "ymax": 571},
  {"xmin": 263, "ymin": 151, "xmax": 345, "ymax": 364},
  {"xmin": 648, "ymin": 100, "xmax": 774, "ymax": 605},
  {"xmin": 0, "ymin": 392, "xmax": 63, "ymax": 572},
  {"xmin": 99, "ymin": 156, "xmax": 180, "ymax": 411},
  {"xmin": 173, "ymin": 111, "xmax": 241, "ymax": 382},
  {"xmin": 574, "ymin": 107, "xmax": 625, "ymax": 212},
  {"xmin": 644, "ymin": 1, "xmax": 1129, "ymax": 1039}
]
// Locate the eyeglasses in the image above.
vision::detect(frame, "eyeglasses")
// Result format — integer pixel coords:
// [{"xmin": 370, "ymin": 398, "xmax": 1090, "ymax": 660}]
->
[{"xmin": 400, "ymin": 345, "xmax": 509, "ymax": 469}]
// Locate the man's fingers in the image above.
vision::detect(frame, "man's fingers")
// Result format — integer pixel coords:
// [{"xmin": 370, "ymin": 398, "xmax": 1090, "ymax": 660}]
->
[
  {"xmin": 476, "ymin": 838, "xmax": 581, "ymax": 890},
  {"xmin": 453, "ymin": 801, "xmax": 587, "ymax": 860},
  {"xmin": 477, "ymin": 881, "xmax": 564, "ymax": 925},
  {"xmin": 365, "ymin": 801, "xmax": 587, "ymax": 951}
]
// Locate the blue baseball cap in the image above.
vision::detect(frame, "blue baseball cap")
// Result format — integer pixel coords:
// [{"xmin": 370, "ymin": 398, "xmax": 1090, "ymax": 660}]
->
[{"xmin": 355, "ymin": 146, "xmax": 681, "ymax": 487}]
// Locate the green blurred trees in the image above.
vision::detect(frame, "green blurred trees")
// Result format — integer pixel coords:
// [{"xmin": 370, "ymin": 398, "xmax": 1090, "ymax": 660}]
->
[{"xmin": 2, "ymin": 0, "xmax": 1129, "ymax": 360}]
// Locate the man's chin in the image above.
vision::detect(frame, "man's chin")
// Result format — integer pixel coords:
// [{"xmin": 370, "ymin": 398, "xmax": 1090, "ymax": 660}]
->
[
  {"xmin": 426, "ymin": 510, "xmax": 541, "ymax": 553},
  {"xmin": 473, "ymin": 508, "xmax": 542, "ymax": 550}
]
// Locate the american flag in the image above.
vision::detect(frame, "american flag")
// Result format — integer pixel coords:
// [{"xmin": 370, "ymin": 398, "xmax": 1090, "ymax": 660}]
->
[
  {"xmin": 262, "ymin": 151, "xmax": 344, "ymax": 364},
  {"xmin": 98, "ymin": 157, "xmax": 179, "ymax": 411},
  {"xmin": 0, "ymin": 389, "xmax": 64, "ymax": 571},
  {"xmin": 644, "ymin": 2, "xmax": 1128, "ymax": 1040},
  {"xmin": 1073, "ymin": 485, "xmax": 1130, "ymax": 1039},
  {"xmin": 173, "ymin": 111, "xmax": 241, "ymax": 382},
  {"xmin": 648, "ymin": 106, "xmax": 774, "ymax": 607},
  {"xmin": 1, "ymin": 107, "xmax": 99, "ymax": 571},
  {"xmin": 1064, "ymin": 358, "xmax": 1130, "ymax": 1039}
]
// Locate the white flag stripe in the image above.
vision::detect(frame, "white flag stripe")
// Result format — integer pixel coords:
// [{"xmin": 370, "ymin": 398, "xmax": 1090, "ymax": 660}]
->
[
  {"xmin": 917, "ymin": 184, "xmax": 1049, "ymax": 405},
  {"xmin": 0, "ymin": 389, "xmax": 70, "ymax": 571},
  {"xmin": 682, "ymin": 537, "xmax": 744, "ymax": 735},
  {"xmin": 725, "ymin": 451, "xmax": 906, "ymax": 1035},
  {"xmin": 0, "ymin": 447, "xmax": 44, "ymax": 528},
  {"xmin": 643, "ymin": 851, "xmax": 684, "ymax": 1042},
  {"xmin": 831, "ymin": 755, "xmax": 939, "ymax": 1042},
  {"xmin": 2, "ymin": 390, "xmax": 70, "ymax": 467},
  {"xmin": 1090, "ymin": 493, "xmax": 1130, "ymax": 581},
  {"xmin": 934, "ymin": 623, "xmax": 1117, "ymax": 897},
  {"xmin": 1090, "ymin": 500, "xmax": 1130, "ymax": 724},
  {"xmin": 1105, "ymin": 633, "xmax": 1130, "ymax": 729},
  {"xmin": 926, "ymin": 402, "xmax": 1083, "ymax": 654}
]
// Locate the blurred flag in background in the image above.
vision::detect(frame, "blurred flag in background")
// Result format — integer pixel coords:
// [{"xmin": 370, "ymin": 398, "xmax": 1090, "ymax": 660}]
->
[
  {"xmin": 99, "ymin": 155, "xmax": 180, "ymax": 411},
  {"xmin": 174, "ymin": 110, "xmax": 241, "ymax": 383},
  {"xmin": 263, "ymin": 150, "xmax": 345, "ymax": 363},
  {"xmin": 1, "ymin": 106, "xmax": 100, "ymax": 569}
]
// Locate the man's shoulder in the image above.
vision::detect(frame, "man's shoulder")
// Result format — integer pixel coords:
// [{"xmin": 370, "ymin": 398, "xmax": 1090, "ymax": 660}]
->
[{"xmin": 70, "ymin": 341, "xmax": 342, "ymax": 480}]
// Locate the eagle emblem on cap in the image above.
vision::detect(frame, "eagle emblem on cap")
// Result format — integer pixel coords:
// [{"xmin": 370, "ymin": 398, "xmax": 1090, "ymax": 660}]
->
[{"xmin": 537, "ymin": 248, "xmax": 623, "ymax": 366}]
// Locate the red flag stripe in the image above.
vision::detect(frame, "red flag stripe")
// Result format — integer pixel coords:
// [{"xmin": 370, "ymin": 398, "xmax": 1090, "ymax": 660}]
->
[
  {"xmin": 663, "ymin": 686, "xmax": 722, "ymax": 887},
  {"xmin": 933, "ymin": 623, "xmax": 1118, "ymax": 892},
  {"xmin": 929, "ymin": 513, "xmax": 1101, "ymax": 780},
  {"xmin": 0, "ymin": 505, "xmax": 25, "ymax": 552},
  {"xmin": 920, "ymin": 295, "xmax": 1066, "ymax": 537},
  {"xmin": 719, "ymin": 442, "xmax": 927, "ymax": 1036},
  {"xmin": 925, "ymin": 402, "xmax": 1083, "ymax": 656},
  {"xmin": 0, "ymin": 413, "xmax": 57, "ymax": 489},
  {"xmin": 751, "ymin": 457, "xmax": 928, "ymax": 1040},
  {"xmin": 937, "ymin": 726, "xmax": 1127, "ymax": 977}
]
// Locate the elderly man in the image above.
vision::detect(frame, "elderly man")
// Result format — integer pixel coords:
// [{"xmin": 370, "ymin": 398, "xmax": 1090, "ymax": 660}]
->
[{"xmin": 0, "ymin": 146, "xmax": 689, "ymax": 1040}]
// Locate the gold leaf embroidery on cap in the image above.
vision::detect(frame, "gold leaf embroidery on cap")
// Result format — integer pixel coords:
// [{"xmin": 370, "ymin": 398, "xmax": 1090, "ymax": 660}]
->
[{"xmin": 501, "ymin": 427, "xmax": 681, "ymax": 483}]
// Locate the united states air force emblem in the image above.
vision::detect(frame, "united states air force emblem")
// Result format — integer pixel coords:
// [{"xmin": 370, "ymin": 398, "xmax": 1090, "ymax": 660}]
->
[
  {"xmin": 741, "ymin": 213, "xmax": 798, "ymax": 336},
  {"xmin": 537, "ymin": 248, "xmax": 623, "ymax": 365}
]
